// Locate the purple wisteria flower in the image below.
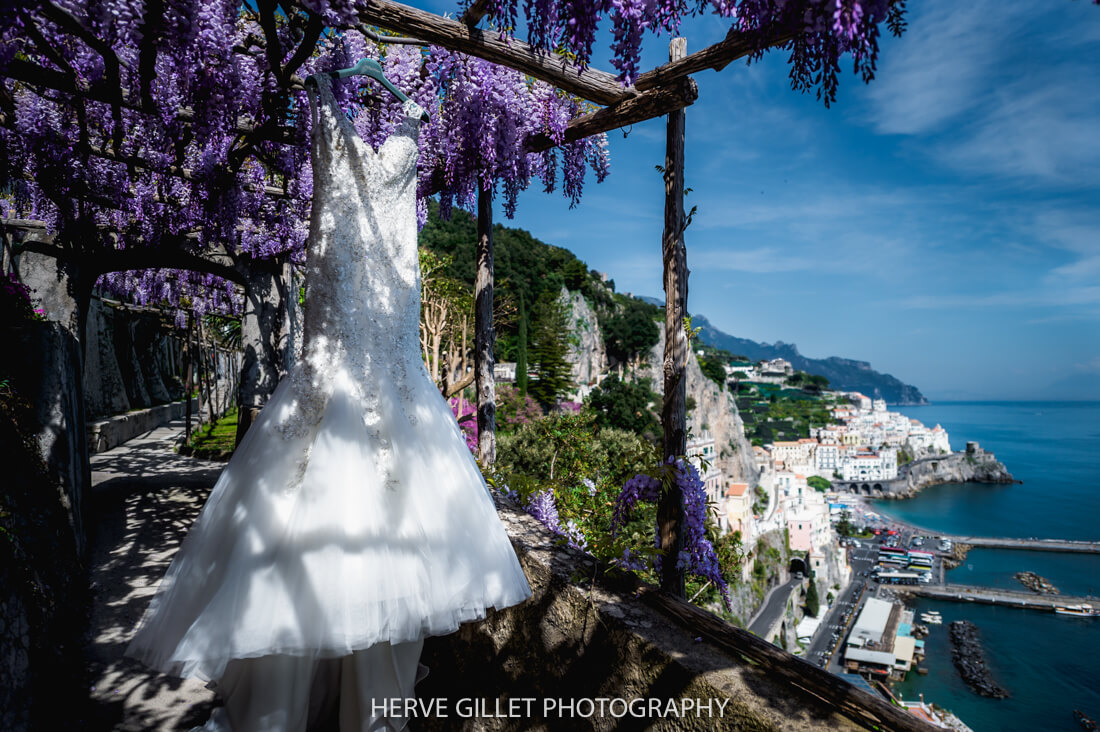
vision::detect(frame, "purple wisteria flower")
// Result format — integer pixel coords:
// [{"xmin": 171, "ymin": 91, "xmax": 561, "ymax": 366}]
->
[{"xmin": 611, "ymin": 458, "xmax": 731, "ymax": 610}]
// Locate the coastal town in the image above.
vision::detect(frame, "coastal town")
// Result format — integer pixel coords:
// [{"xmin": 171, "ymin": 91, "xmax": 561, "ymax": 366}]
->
[{"xmin": 680, "ymin": 357, "xmax": 994, "ymax": 731}]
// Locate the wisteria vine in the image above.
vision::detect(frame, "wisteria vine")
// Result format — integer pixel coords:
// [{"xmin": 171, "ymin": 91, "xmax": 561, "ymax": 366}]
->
[
  {"xmin": 0, "ymin": 6, "xmax": 609, "ymax": 319},
  {"xmin": 612, "ymin": 456, "xmax": 731, "ymax": 610}
]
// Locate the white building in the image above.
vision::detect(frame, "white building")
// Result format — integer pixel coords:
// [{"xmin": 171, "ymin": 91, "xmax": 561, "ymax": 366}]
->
[
  {"xmin": 687, "ymin": 431, "xmax": 724, "ymax": 508},
  {"xmin": 815, "ymin": 443, "xmax": 839, "ymax": 472},
  {"xmin": 850, "ymin": 597, "xmax": 894, "ymax": 646}
]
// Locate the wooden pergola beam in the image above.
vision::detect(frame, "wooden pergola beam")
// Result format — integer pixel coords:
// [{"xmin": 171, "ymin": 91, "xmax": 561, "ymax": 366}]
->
[
  {"xmin": 634, "ymin": 26, "xmax": 795, "ymax": 92},
  {"xmin": 354, "ymin": 0, "xmax": 630, "ymax": 106},
  {"xmin": 526, "ymin": 77, "xmax": 698, "ymax": 153}
]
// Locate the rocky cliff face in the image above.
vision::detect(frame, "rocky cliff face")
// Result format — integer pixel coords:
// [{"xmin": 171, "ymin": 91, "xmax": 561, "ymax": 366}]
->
[
  {"xmin": 559, "ymin": 287, "xmax": 606, "ymax": 400},
  {"xmin": 639, "ymin": 323, "xmax": 758, "ymax": 487},
  {"xmin": 886, "ymin": 445, "xmax": 1014, "ymax": 498}
]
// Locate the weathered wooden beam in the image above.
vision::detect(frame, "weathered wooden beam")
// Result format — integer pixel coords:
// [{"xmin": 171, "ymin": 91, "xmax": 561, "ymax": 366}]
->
[
  {"xmin": 356, "ymin": 0, "xmax": 629, "ymax": 106},
  {"xmin": 638, "ymin": 588, "xmax": 938, "ymax": 732},
  {"xmin": 526, "ymin": 77, "xmax": 698, "ymax": 153},
  {"xmin": 634, "ymin": 26, "xmax": 794, "ymax": 92},
  {"xmin": 474, "ymin": 186, "xmax": 496, "ymax": 465},
  {"xmin": 658, "ymin": 37, "xmax": 688, "ymax": 598}
]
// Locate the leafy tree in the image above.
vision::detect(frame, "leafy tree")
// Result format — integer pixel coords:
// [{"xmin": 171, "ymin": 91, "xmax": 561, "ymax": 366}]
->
[
  {"xmin": 516, "ymin": 294, "xmax": 529, "ymax": 397},
  {"xmin": 527, "ymin": 290, "xmax": 574, "ymax": 406},
  {"xmin": 805, "ymin": 579, "xmax": 821, "ymax": 617},
  {"xmin": 602, "ymin": 297, "xmax": 660, "ymax": 367},
  {"xmin": 807, "ymin": 476, "xmax": 831, "ymax": 492},
  {"xmin": 563, "ymin": 259, "xmax": 588, "ymax": 290},
  {"xmin": 584, "ymin": 374, "xmax": 660, "ymax": 442},
  {"xmin": 698, "ymin": 355, "xmax": 728, "ymax": 387}
]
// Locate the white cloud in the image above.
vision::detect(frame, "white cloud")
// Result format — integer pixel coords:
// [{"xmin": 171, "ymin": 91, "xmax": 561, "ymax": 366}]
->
[
  {"xmin": 691, "ymin": 247, "xmax": 814, "ymax": 273},
  {"xmin": 863, "ymin": 0, "xmax": 1100, "ymax": 187}
]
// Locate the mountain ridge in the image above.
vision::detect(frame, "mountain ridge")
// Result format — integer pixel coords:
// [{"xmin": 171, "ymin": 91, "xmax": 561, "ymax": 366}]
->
[{"xmin": 637, "ymin": 297, "xmax": 927, "ymax": 405}]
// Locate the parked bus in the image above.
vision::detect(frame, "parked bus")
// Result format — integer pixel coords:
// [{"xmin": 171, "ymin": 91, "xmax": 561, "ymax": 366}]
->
[{"xmin": 875, "ymin": 571, "xmax": 922, "ymax": 585}]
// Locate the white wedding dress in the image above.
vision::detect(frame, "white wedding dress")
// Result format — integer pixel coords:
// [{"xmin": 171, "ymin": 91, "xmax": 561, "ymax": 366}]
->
[{"xmin": 126, "ymin": 74, "xmax": 532, "ymax": 731}]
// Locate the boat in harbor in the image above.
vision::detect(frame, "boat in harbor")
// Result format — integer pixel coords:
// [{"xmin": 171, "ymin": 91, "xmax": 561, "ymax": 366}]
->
[
  {"xmin": 1054, "ymin": 603, "xmax": 1098, "ymax": 618},
  {"xmin": 920, "ymin": 611, "xmax": 943, "ymax": 624}
]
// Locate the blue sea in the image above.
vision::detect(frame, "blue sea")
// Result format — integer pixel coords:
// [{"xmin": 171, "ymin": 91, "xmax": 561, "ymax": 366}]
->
[{"xmin": 873, "ymin": 401, "xmax": 1100, "ymax": 732}]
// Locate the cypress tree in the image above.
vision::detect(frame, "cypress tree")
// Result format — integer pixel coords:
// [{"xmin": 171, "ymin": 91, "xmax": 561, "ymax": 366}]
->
[
  {"xmin": 528, "ymin": 291, "xmax": 574, "ymax": 407},
  {"xmin": 805, "ymin": 579, "xmax": 820, "ymax": 618},
  {"xmin": 516, "ymin": 293, "xmax": 528, "ymax": 397}
]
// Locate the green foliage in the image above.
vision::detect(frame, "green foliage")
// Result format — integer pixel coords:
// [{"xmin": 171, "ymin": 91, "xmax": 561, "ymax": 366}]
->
[
  {"xmin": 563, "ymin": 259, "xmax": 588, "ymax": 290},
  {"xmin": 516, "ymin": 294, "xmax": 529, "ymax": 397},
  {"xmin": 184, "ymin": 407, "xmax": 239, "ymax": 457},
  {"xmin": 418, "ymin": 200, "xmax": 601, "ymax": 362},
  {"xmin": 752, "ymin": 485, "xmax": 768, "ymax": 516},
  {"xmin": 527, "ymin": 290, "xmax": 574, "ymax": 406},
  {"xmin": 601, "ymin": 295, "xmax": 660, "ymax": 365},
  {"xmin": 698, "ymin": 354, "xmax": 728, "ymax": 387},
  {"xmin": 584, "ymin": 374, "xmax": 660, "ymax": 443},
  {"xmin": 807, "ymin": 475, "xmax": 832, "ymax": 492},
  {"xmin": 737, "ymin": 386, "xmax": 838, "ymax": 444},
  {"xmin": 805, "ymin": 579, "xmax": 821, "ymax": 618},
  {"xmin": 495, "ymin": 412, "xmax": 658, "ymax": 568},
  {"xmin": 898, "ymin": 448, "xmax": 912, "ymax": 466}
]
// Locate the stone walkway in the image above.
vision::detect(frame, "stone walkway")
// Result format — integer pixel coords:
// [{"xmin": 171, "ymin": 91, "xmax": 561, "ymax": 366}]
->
[{"xmin": 84, "ymin": 418, "xmax": 222, "ymax": 731}]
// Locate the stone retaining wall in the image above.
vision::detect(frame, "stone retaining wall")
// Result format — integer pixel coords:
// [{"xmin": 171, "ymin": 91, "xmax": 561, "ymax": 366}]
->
[
  {"xmin": 418, "ymin": 499, "xmax": 897, "ymax": 732},
  {"xmin": 85, "ymin": 398, "xmax": 200, "ymax": 455}
]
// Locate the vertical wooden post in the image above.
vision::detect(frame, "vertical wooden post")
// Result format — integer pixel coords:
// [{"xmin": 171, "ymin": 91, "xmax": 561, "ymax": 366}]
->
[
  {"xmin": 658, "ymin": 37, "xmax": 689, "ymax": 598},
  {"xmin": 474, "ymin": 186, "xmax": 496, "ymax": 465},
  {"xmin": 184, "ymin": 312, "xmax": 194, "ymax": 440}
]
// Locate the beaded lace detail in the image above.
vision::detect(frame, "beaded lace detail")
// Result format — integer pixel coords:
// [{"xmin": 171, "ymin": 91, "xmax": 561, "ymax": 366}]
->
[{"xmin": 276, "ymin": 75, "xmax": 427, "ymax": 484}]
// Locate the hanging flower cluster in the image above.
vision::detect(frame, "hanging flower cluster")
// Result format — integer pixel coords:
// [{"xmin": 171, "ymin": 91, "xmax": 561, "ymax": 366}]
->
[
  {"xmin": 612, "ymin": 456, "xmax": 731, "ymax": 610},
  {"xmin": 446, "ymin": 0, "xmax": 913, "ymax": 94},
  {"xmin": 0, "ymin": 10, "xmax": 610, "ymax": 318},
  {"xmin": 503, "ymin": 485, "xmax": 589, "ymax": 552}
]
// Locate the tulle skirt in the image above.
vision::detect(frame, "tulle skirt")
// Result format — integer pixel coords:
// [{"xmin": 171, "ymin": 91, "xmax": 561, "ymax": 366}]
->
[{"xmin": 125, "ymin": 363, "xmax": 532, "ymax": 682}]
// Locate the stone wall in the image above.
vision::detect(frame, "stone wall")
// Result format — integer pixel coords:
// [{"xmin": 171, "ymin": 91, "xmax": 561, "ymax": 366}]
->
[
  {"xmin": 86, "ymin": 398, "xmax": 200, "ymax": 455},
  {"xmin": 83, "ymin": 298, "xmax": 186, "ymax": 420},
  {"xmin": 419, "ymin": 499, "xmax": 920, "ymax": 731},
  {"xmin": 0, "ymin": 355, "xmax": 89, "ymax": 732}
]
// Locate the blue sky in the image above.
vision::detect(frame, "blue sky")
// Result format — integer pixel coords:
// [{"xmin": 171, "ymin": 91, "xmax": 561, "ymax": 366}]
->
[{"xmin": 426, "ymin": 0, "xmax": 1100, "ymax": 400}]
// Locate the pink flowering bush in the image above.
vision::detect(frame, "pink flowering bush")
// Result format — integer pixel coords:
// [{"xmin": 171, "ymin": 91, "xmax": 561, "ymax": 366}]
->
[{"xmin": 449, "ymin": 396, "xmax": 478, "ymax": 454}]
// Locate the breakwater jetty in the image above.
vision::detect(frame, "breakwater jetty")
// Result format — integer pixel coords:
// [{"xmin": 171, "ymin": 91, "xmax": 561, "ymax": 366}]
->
[
  {"xmin": 904, "ymin": 584, "xmax": 1094, "ymax": 612},
  {"xmin": 949, "ymin": 620, "xmax": 1009, "ymax": 698}
]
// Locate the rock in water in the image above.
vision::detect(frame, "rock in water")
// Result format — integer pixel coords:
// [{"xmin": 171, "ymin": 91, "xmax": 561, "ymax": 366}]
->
[
  {"xmin": 1014, "ymin": 571, "xmax": 1060, "ymax": 595},
  {"xmin": 949, "ymin": 620, "xmax": 1009, "ymax": 698}
]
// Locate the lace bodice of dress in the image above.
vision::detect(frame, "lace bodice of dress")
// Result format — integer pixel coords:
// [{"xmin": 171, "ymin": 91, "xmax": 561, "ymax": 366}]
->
[{"xmin": 278, "ymin": 75, "xmax": 426, "ymax": 440}]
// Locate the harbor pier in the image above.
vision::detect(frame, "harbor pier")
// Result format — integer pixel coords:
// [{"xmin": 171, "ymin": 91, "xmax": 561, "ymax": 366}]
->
[
  {"xmin": 939, "ymin": 536, "xmax": 1100, "ymax": 554},
  {"xmin": 904, "ymin": 584, "xmax": 1095, "ymax": 612}
]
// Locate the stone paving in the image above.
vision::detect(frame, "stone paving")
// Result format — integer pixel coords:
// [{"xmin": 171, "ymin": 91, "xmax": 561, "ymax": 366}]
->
[{"xmin": 84, "ymin": 418, "xmax": 222, "ymax": 731}]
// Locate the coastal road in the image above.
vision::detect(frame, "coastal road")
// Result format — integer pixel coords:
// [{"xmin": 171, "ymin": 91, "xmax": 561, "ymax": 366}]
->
[
  {"xmin": 748, "ymin": 577, "xmax": 800, "ymax": 640},
  {"xmin": 804, "ymin": 541, "xmax": 878, "ymax": 670}
]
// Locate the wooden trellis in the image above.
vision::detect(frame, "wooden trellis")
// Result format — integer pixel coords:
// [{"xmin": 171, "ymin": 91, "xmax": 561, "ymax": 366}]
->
[{"xmin": 2, "ymin": 0, "xmax": 797, "ymax": 600}]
